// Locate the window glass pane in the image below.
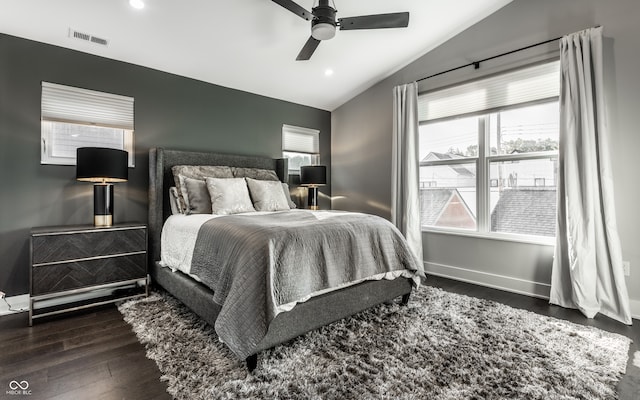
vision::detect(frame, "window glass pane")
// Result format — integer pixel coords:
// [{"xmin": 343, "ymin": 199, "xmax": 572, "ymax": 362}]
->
[
  {"xmin": 490, "ymin": 102, "xmax": 559, "ymax": 155},
  {"xmin": 41, "ymin": 121, "xmax": 134, "ymax": 166},
  {"xmin": 283, "ymin": 151, "xmax": 318, "ymax": 172},
  {"xmin": 419, "ymin": 115, "xmax": 479, "ymax": 161},
  {"xmin": 490, "ymin": 158, "xmax": 557, "ymax": 237},
  {"xmin": 420, "ymin": 164, "xmax": 476, "ymax": 230},
  {"xmin": 48, "ymin": 122, "xmax": 125, "ymax": 158}
]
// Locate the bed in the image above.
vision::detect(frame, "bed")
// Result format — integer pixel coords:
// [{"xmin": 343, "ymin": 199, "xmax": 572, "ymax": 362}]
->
[{"xmin": 148, "ymin": 147, "xmax": 423, "ymax": 370}]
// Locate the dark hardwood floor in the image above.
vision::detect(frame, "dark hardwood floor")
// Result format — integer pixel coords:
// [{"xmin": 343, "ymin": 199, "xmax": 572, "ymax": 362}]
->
[
  {"xmin": 0, "ymin": 307, "xmax": 171, "ymax": 400},
  {"xmin": 1, "ymin": 276, "xmax": 638, "ymax": 399}
]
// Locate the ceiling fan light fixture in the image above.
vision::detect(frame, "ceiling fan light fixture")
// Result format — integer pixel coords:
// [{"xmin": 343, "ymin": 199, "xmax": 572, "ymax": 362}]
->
[{"xmin": 311, "ymin": 22, "xmax": 336, "ymax": 40}]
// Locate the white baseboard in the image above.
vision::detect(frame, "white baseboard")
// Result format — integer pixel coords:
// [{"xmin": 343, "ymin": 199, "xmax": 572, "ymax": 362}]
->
[
  {"xmin": 425, "ymin": 261, "xmax": 640, "ymax": 321},
  {"xmin": 0, "ymin": 294, "xmax": 30, "ymax": 316},
  {"xmin": 424, "ymin": 261, "xmax": 552, "ymax": 300}
]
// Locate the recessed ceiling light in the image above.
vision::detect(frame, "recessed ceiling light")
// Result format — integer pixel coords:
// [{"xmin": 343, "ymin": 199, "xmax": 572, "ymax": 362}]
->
[
  {"xmin": 129, "ymin": 0, "xmax": 144, "ymax": 10},
  {"xmin": 324, "ymin": 69, "xmax": 334, "ymax": 77}
]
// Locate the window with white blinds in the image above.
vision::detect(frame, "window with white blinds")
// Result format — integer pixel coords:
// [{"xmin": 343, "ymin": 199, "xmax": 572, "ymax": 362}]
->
[
  {"xmin": 418, "ymin": 59, "xmax": 560, "ymax": 241},
  {"xmin": 282, "ymin": 124, "xmax": 320, "ymax": 172},
  {"xmin": 41, "ymin": 82, "xmax": 135, "ymax": 166},
  {"xmin": 418, "ymin": 61, "xmax": 560, "ymax": 122}
]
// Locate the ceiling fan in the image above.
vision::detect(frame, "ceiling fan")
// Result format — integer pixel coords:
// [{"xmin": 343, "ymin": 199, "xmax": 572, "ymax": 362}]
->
[{"xmin": 271, "ymin": 0, "xmax": 410, "ymax": 61}]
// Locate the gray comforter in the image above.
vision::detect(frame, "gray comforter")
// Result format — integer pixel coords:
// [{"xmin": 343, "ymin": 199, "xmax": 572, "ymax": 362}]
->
[{"xmin": 190, "ymin": 210, "xmax": 423, "ymax": 359}]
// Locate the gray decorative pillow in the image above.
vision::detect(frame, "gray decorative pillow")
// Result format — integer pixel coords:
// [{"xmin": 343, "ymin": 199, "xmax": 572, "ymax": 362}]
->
[
  {"xmin": 206, "ymin": 177, "xmax": 256, "ymax": 215},
  {"xmin": 246, "ymin": 178, "xmax": 291, "ymax": 212},
  {"xmin": 281, "ymin": 183, "xmax": 297, "ymax": 209},
  {"xmin": 172, "ymin": 165, "xmax": 233, "ymax": 212},
  {"xmin": 183, "ymin": 177, "xmax": 213, "ymax": 214},
  {"xmin": 169, "ymin": 187, "xmax": 182, "ymax": 215},
  {"xmin": 231, "ymin": 167, "xmax": 279, "ymax": 181}
]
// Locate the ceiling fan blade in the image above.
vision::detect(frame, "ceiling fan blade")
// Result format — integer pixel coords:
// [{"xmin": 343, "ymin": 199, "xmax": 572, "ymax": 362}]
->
[
  {"xmin": 271, "ymin": 0, "xmax": 312, "ymax": 21},
  {"xmin": 296, "ymin": 36, "xmax": 321, "ymax": 61},
  {"xmin": 338, "ymin": 12, "xmax": 410, "ymax": 30}
]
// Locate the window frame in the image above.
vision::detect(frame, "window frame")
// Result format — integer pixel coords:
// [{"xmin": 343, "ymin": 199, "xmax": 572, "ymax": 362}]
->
[
  {"xmin": 281, "ymin": 124, "xmax": 320, "ymax": 173},
  {"xmin": 419, "ymin": 99, "xmax": 559, "ymax": 245},
  {"xmin": 40, "ymin": 82, "xmax": 135, "ymax": 167}
]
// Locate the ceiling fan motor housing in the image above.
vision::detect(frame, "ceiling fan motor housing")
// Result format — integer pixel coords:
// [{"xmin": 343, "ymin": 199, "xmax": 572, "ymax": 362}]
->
[{"xmin": 311, "ymin": 0, "xmax": 336, "ymax": 40}]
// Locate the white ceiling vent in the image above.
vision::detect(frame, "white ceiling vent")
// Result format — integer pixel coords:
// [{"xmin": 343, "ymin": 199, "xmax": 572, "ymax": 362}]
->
[{"xmin": 68, "ymin": 28, "xmax": 109, "ymax": 46}]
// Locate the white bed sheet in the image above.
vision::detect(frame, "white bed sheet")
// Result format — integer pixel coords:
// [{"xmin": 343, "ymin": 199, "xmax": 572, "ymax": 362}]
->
[
  {"xmin": 160, "ymin": 213, "xmax": 217, "ymax": 279},
  {"xmin": 160, "ymin": 210, "xmax": 291, "ymax": 277}
]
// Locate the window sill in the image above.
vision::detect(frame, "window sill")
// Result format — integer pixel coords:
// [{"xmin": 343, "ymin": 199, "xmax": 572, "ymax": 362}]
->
[{"xmin": 421, "ymin": 227, "xmax": 555, "ymax": 246}]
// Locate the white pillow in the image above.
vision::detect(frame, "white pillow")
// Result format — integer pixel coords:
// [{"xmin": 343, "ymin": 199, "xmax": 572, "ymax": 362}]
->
[
  {"xmin": 205, "ymin": 177, "xmax": 256, "ymax": 215},
  {"xmin": 246, "ymin": 178, "xmax": 291, "ymax": 212}
]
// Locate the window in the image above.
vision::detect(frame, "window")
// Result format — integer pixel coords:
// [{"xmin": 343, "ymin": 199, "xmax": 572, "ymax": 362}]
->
[
  {"xmin": 41, "ymin": 82, "xmax": 135, "ymax": 166},
  {"xmin": 282, "ymin": 124, "xmax": 319, "ymax": 173},
  {"xmin": 418, "ymin": 61, "xmax": 560, "ymax": 239}
]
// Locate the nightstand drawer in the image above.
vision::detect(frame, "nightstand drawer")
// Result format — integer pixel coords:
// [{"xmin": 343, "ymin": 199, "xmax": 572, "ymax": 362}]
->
[
  {"xmin": 32, "ymin": 253, "xmax": 146, "ymax": 296},
  {"xmin": 32, "ymin": 228, "xmax": 146, "ymax": 265}
]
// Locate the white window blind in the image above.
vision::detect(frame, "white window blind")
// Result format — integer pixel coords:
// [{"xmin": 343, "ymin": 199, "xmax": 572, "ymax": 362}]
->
[
  {"xmin": 42, "ymin": 82, "xmax": 134, "ymax": 129},
  {"xmin": 282, "ymin": 124, "xmax": 319, "ymax": 154},
  {"xmin": 418, "ymin": 61, "xmax": 560, "ymax": 122}
]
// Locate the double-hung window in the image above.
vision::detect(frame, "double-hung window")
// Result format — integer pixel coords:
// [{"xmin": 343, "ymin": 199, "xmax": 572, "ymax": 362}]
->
[
  {"xmin": 418, "ymin": 61, "xmax": 560, "ymax": 239},
  {"xmin": 282, "ymin": 124, "xmax": 320, "ymax": 173}
]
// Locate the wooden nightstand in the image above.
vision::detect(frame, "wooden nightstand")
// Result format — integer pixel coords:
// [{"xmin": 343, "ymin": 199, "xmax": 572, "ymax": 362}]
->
[{"xmin": 29, "ymin": 223, "xmax": 148, "ymax": 325}]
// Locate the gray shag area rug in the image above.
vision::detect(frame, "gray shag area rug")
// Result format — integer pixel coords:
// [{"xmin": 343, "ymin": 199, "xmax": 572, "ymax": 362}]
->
[{"xmin": 118, "ymin": 286, "xmax": 630, "ymax": 400}]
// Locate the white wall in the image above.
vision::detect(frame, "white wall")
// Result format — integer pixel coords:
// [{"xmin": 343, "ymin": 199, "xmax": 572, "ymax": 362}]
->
[{"xmin": 332, "ymin": 0, "xmax": 640, "ymax": 317}]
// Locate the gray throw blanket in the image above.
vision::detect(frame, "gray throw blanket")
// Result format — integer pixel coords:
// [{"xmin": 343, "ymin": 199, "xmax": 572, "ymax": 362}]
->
[{"xmin": 190, "ymin": 210, "xmax": 424, "ymax": 359}]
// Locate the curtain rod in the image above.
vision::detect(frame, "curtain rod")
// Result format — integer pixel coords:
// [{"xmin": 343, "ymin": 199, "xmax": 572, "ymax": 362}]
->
[{"xmin": 416, "ymin": 29, "xmax": 593, "ymax": 83}]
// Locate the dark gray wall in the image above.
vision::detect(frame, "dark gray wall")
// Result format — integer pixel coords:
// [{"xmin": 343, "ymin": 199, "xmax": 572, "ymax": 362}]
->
[
  {"xmin": 0, "ymin": 33, "xmax": 331, "ymax": 296},
  {"xmin": 332, "ymin": 0, "xmax": 640, "ymax": 312}
]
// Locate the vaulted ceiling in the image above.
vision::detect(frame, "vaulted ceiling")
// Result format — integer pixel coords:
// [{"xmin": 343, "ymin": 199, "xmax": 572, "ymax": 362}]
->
[{"xmin": 0, "ymin": 0, "xmax": 512, "ymax": 110}]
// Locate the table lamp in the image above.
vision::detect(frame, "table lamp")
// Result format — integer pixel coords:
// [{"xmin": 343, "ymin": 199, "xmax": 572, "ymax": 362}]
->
[
  {"xmin": 76, "ymin": 147, "xmax": 128, "ymax": 227},
  {"xmin": 300, "ymin": 165, "xmax": 326, "ymax": 210}
]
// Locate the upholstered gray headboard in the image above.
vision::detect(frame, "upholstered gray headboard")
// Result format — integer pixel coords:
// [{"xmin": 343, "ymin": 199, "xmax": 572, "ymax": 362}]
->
[{"xmin": 148, "ymin": 148, "xmax": 288, "ymax": 264}]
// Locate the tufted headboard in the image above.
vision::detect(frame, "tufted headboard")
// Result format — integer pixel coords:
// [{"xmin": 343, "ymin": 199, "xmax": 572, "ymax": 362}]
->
[{"xmin": 148, "ymin": 148, "xmax": 288, "ymax": 265}]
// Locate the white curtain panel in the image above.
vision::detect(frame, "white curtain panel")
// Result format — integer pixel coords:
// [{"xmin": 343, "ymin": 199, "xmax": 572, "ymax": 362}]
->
[
  {"xmin": 550, "ymin": 27, "xmax": 632, "ymax": 325},
  {"xmin": 392, "ymin": 82, "xmax": 423, "ymax": 262}
]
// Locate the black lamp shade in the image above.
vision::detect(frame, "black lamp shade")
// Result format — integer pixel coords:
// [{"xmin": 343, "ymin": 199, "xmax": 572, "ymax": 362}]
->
[
  {"xmin": 76, "ymin": 147, "xmax": 128, "ymax": 227},
  {"xmin": 300, "ymin": 165, "xmax": 326, "ymax": 186},
  {"xmin": 300, "ymin": 165, "xmax": 326, "ymax": 211},
  {"xmin": 76, "ymin": 147, "xmax": 128, "ymax": 183}
]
